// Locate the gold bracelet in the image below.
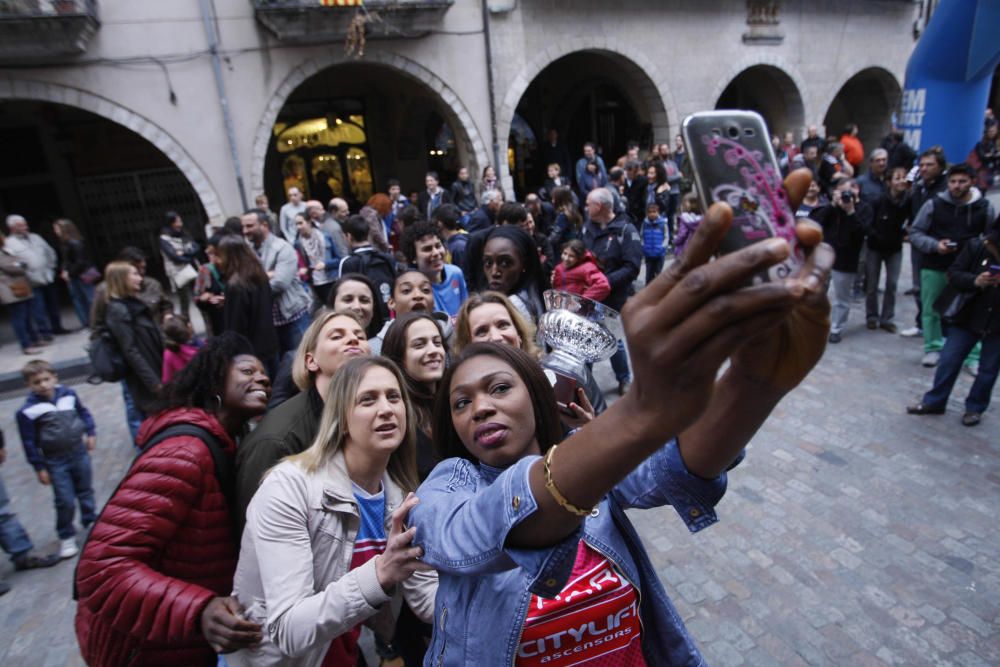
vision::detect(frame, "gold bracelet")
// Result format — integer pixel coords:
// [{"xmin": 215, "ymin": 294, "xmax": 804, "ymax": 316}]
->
[{"xmin": 542, "ymin": 445, "xmax": 594, "ymax": 517}]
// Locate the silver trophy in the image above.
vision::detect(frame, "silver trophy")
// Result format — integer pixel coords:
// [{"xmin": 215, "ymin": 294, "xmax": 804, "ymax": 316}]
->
[{"xmin": 537, "ymin": 290, "xmax": 623, "ymax": 411}]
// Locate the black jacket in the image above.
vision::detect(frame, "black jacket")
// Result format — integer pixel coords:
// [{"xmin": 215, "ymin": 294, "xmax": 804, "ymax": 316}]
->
[
  {"xmin": 813, "ymin": 202, "xmax": 871, "ymax": 273},
  {"xmin": 234, "ymin": 387, "xmax": 323, "ymax": 532},
  {"xmin": 946, "ymin": 237, "xmax": 1000, "ymax": 337},
  {"xmin": 866, "ymin": 192, "xmax": 910, "ymax": 255},
  {"xmin": 222, "ymin": 281, "xmax": 279, "ymax": 364},
  {"xmin": 60, "ymin": 238, "xmax": 93, "ymax": 278},
  {"xmin": 105, "ymin": 297, "xmax": 164, "ymax": 413},
  {"xmin": 582, "ymin": 213, "xmax": 642, "ymax": 311},
  {"xmin": 466, "ymin": 205, "xmax": 494, "ymax": 234}
]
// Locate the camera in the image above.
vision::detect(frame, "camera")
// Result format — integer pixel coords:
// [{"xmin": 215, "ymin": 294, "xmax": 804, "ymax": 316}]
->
[{"xmin": 839, "ymin": 191, "xmax": 855, "ymax": 204}]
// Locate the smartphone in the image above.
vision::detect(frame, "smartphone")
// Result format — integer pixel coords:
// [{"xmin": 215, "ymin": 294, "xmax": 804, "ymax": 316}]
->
[
  {"xmin": 681, "ymin": 110, "xmax": 802, "ymax": 282},
  {"xmin": 544, "ymin": 368, "xmax": 580, "ymax": 417},
  {"xmin": 945, "ymin": 241, "xmax": 959, "ymax": 249}
]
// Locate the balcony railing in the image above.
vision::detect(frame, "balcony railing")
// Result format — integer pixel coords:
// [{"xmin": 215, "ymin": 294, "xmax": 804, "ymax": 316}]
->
[
  {"xmin": 0, "ymin": 0, "xmax": 100, "ymax": 61},
  {"xmin": 252, "ymin": 0, "xmax": 453, "ymax": 44}
]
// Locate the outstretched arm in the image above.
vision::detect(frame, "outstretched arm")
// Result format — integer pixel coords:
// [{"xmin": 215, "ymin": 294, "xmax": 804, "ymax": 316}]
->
[{"xmin": 509, "ymin": 169, "xmax": 833, "ymax": 548}]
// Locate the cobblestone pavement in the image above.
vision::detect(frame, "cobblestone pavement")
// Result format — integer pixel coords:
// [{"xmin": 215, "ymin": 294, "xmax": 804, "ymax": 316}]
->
[{"xmin": 0, "ymin": 252, "xmax": 997, "ymax": 666}]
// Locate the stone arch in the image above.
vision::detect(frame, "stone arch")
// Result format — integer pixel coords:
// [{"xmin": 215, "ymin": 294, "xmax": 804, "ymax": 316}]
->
[
  {"xmin": 714, "ymin": 62, "xmax": 808, "ymax": 140},
  {"xmin": 250, "ymin": 51, "xmax": 490, "ymax": 195},
  {"xmin": 498, "ymin": 39, "xmax": 676, "ymax": 191},
  {"xmin": 0, "ymin": 78, "xmax": 223, "ymax": 222},
  {"xmin": 823, "ymin": 66, "xmax": 903, "ymax": 161}
]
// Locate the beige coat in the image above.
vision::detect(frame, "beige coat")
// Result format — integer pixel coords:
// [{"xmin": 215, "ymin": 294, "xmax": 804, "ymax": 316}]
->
[{"xmin": 230, "ymin": 452, "xmax": 436, "ymax": 667}]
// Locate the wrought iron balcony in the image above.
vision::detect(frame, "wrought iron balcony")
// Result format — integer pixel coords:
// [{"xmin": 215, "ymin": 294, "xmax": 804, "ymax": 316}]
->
[
  {"xmin": 0, "ymin": 0, "xmax": 99, "ymax": 62},
  {"xmin": 252, "ymin": 0, "xmax": 453, "ymax": 44}
]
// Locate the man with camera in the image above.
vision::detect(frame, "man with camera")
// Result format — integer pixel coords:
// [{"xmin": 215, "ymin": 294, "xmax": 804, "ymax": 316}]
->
[
  {"xmin": 909, "ymin": 163, "xmax": 995, "ymax": 371},
  {"xmin": 812, "ymin": 179, "xmax": 871, "ymax": 343}
]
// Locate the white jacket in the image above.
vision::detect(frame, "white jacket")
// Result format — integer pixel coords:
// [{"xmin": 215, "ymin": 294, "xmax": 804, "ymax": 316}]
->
[
  {"xmin": 4, "ymin": 232, "xmax": 56, "ymax": 286},
  {"xmin": 230, "ymin": 451, "xmax": 436, "ymax": 666}
]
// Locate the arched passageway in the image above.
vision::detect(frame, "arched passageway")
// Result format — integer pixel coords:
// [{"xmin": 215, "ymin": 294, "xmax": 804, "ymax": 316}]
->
[
  {"xmin": 716, "ymin": 65, "xmax": 805, "ymax": 141},
  {"xmin": 507, "ymin": 49, "xmax": 669, "ymax": 199},
  {"xmin": 824, "ymin": 68, "xmax": 902, "ymax": 167},
  {"xmin": 261, "ymin": 61, "xmax": 482, "ymax": 210},
  {"xmin": 0, "ymin": 100, "xmax": 205, "ymax": 281}
]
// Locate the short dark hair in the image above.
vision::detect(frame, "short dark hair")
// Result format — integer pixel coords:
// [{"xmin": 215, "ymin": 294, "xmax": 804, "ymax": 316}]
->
[
  {"xmin": 116, "ymin": 246, "xmax": 147, "ymax": 264},
  {"xmin": 401, "ymin": 221, "xmax": 443, "ymax": 263},
  {"xmin": 223, "ymin": 216, "xmax": 243, "ymax": 236},
  {"xmin": 432, "ymin": 343, "xmax": 563, "ymax": 463},
  {"xmin": 343, "ymin": 214, "xmax": 370, "ymax": 243},
  {"xmin": 496, "ymin": 202, "xmax": 527, "ymax": 226},
  {"xmin": 583, "ymin": 141, "xmax": 597, "ymax": 151},
  {"xmin": 22, "ymin": 359, "xmax": 55, "ymax": 382},
  {"xmin": 946, "ymin": 162, "xmax": 976, "ymax": 179},
  {"xmin": 431, "ymin": 203, "xmax": 461, "ymax": 231},
  {"xmin": 243, "ymin": 208, "xmax": 270, "ymax": 228},
  {"xmin": 608, "ymin": 167, "xmax": 625, "ymax": 183},
  {"xmin": 425, "ymin": 171, "xmax": 439, "ymax": 181},
  {"xmin": 164, "ymin": 210, "xmax": 180, "ymax": 226},
  {"xmin": 387, "ymin": 178, "xmax": 400, "ymax": 189},
  {"xmin": 396, "ymin": 205, "xmax": 424, "ymax": 230},
  {"xmin": 920, "ymin": 146, "xmax": 947, "ymax": 169}
]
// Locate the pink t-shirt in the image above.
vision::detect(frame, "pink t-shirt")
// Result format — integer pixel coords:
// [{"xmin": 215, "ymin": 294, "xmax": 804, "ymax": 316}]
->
[{"xmin": 517, "ymin": 541, "xmax": 646, "ymax": 666}]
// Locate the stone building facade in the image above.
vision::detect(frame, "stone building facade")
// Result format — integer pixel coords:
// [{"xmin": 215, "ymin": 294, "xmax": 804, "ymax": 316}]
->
[{"xmin": 0, "ymin": 0, "xmax": 920, "ymax": 269}]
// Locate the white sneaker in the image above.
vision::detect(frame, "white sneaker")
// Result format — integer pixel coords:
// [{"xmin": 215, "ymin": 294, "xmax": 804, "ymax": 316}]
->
[
  {"xmin": 900, "ymin": 327, "xmax": 922, "ymax": 338},
  {"xmin": 59, "ymin": 537, "xmax": 79, "ymax": 559},
  {"xmin": 921, "ymin": 351, "xmax": 940, "ymax": 367}
]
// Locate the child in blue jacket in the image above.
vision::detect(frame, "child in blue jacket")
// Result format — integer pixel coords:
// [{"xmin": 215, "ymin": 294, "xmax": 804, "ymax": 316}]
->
[
  {"xmin": 641, "ymin": 202, "xmax": 668, "ymax": 283},
  {"xmin": 16, "ymin": 360, "xmax": 96, "ymax": 559}
]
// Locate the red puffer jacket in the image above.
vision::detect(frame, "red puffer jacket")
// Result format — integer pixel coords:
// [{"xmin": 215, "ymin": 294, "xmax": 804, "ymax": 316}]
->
[
  {"xmin": 75, "ymin": 408, "xmax": 238, "ymax": 667},
  {"xmin": 551, "ymin": 251, "xmax": 611, "ymax": 302}
]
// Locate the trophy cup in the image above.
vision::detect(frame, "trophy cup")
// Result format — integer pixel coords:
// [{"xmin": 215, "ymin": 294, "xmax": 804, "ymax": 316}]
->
[{"xmin": 537, "ymin": 290, "xmax": 623, "ymax": 412}]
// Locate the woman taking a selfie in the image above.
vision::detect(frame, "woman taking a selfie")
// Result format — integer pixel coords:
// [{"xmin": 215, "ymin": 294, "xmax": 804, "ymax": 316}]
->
[
  {"xmin": 230, "ymin": 356, "xmax": 435, "ymax": 667},
  {"xmin": 409, "ymin": 180, "xmax": 835, "ymax": 665}
]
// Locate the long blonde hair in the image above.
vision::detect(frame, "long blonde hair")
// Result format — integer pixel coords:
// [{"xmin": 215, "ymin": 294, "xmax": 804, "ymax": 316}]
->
[
  {"xmin": 453, "ymin": 291, "xmax": 541, "ymax": 359},
  {"xmin": 104, "ymin": 261, "xmax": 137, "ymax": 300},
  {"xmin": 287, "ymin": 356, "xmax": 418, "ymax": 492}
]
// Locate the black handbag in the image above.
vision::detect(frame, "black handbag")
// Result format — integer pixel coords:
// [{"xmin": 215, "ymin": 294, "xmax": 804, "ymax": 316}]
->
[
  {"xmin": 933, "ymin": 284, "xmax": 973, "ymax": 325},
  {"xmin": 87, "ymin": 330, "xmax": 127, "ymax": 383}
]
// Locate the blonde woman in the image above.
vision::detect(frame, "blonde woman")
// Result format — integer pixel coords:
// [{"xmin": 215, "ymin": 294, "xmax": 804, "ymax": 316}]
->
[
  {"xmin": 235, "ymin": 310, "xmax": 370, "ymax": 528},
  {"xmin": 230, "ymin": 356, "xmax": 435, "ymax": 667},
  {"xmin": 103, "ymin": 261, "xmax": 164, "ymax": 418},
  {"xmin": 452, "ymin": 291, "xmax": 603, "ymax": 423}
]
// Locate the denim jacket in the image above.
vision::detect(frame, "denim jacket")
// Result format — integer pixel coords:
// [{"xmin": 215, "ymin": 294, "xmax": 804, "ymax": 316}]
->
[{"xmin": 409, "ymin": 439, "xmax": 727, "ymax": 666}]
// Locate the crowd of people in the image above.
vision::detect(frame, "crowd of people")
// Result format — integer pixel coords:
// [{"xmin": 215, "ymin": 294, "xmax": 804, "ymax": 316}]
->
[{"xmin": 0, "ymin": 111, "xmax": 996, "ymax": 665}]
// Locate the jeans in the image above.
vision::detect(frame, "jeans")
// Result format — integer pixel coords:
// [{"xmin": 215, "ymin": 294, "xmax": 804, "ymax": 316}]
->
[
  {"xmin": 7, "ymin": 299, "xmax": 37, "ymax": 350},
  {"xmin": 28, "ymin": 290, "xmax": 53, "ymax": 338},
  {"xmin": 922, "ymin": 328, "xmax": 1000, "ymax": 414},
  {"xmin": 864, "ymin": 249, "xmax": 902, "ymax": 325},
  {"xmin": 122, "ymin": 382, "xmax": 144, "ymax": 444},
  {"xmin": 645, "ymin": 256, "xmax": 665, "ymax": 284},
  {"xmin": 67, "ymin": 277, "xmax": 95, "ymax": 328},
  {"xmin": 37, "ymin": 282, "xmax": 64, "ymax": 331},
  {"xmin": 610, "ymin": 339, "xmax": 631, "ymax": 383},
  {"xmin": 46, "ymin": 447, "xmax": 96, "ymax": 540},
  {"xmin": 276, "ymin": 311, "xmax": 311, "ymax": 356},
  {"xmin": 0, "ymin": 473, "xmax": 34, "ymax": 560},
  {"xmin": 829, "ymin": 270, "xmax": 855, "ymax": 334}
]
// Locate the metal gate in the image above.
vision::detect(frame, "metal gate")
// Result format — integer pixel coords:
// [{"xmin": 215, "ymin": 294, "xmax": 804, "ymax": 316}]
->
[{"xmin": 75, "ymin": 168, "xmax": 205, "ymax": 281}]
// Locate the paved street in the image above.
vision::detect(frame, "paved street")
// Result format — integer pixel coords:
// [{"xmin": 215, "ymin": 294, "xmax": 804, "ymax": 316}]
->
[{"xmin": 0, "ymin": 252, "xmax": 998, "ymax": 666}]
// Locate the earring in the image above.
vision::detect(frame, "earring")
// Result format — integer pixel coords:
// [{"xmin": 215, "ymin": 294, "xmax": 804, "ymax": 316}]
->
[{"xmin": 212, "ymin": 394, "xmax": 223, "ymax": 410}]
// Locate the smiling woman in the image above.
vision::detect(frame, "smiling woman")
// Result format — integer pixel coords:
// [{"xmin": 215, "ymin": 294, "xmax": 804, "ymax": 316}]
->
[
  {"xmin": 382, "ymin": 311, "xmax": 447, "ymax": 481},
  {"xmin": 75, "ymin": 333, "xmax": 272, "ymax": 666},
  {"xmin": 229, "ymin": 356, "xmax": 436, "ymax": 667}
]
